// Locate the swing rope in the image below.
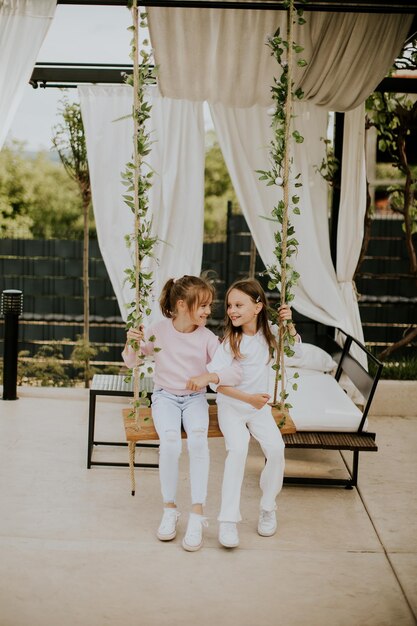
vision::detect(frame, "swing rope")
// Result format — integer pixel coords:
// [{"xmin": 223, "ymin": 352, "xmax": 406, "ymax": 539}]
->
[
  {"xmin": 272, "ymin": 1, "xmax": 295, "ymax": 409},
  {"xmin": 129, "ymin": 0, "xmax": 141, "ymax": 496},
  {"xmin": 132, "ymin": 0, "xmax": 141, "ymax": 428}
]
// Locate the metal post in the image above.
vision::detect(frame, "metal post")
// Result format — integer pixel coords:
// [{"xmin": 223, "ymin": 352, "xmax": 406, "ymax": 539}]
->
[
  {"xmin": 329, "ymin": 112, "xmax": 345, "ymax": 268},
  {"xmin": 1, "ymin": 290, "xmax": 23, "ymax": 401},
  {"xmin": 225, "ymin": 200, "xmax": 233, "ymax": 287}
]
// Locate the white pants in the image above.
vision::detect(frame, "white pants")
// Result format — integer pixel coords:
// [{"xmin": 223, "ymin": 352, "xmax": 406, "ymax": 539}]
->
[
  {"xmin": 217, "ymin": 402, "xmax": 285, "ymax": 523},
  {"xmin": 151, "ymin": 389, "xmax": 210, "ymax": 505}
]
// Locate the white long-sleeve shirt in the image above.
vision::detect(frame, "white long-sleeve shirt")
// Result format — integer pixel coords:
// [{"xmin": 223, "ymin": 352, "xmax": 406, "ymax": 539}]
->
[{"xmin": 207, "ymin": 325, "xmax": 302, "ymax": 409}]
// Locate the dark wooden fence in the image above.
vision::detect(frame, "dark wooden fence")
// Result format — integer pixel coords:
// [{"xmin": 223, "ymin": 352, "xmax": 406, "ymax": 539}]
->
[
  {"xmin": 0, "ymin": 213, "xmax": 415, "ymax": 364},
  {"xmin": 356, "ymin": 217, "xmax": 416, "ymax": 352}
]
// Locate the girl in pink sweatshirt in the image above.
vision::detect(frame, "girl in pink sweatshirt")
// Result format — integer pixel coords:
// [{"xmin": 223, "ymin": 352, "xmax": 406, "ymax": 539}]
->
[{"xmin": 122, "ymin": 275, "xmax": 240, "ymax": 552}]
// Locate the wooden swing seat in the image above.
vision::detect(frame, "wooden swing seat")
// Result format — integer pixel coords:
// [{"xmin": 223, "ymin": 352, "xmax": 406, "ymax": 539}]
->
[{"xmin": 122, "ymin": 402, "xmax": 296, "ymax": 442}]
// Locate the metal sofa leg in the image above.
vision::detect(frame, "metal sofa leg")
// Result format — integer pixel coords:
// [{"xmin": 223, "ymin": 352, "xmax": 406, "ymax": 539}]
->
[
  {"xmin": 350, "ymin": 450, "xmax": 360, "ymax": 489},
  {"xmin": 87, "ymin": 391, "xmax": 97, "ymax": 469}
]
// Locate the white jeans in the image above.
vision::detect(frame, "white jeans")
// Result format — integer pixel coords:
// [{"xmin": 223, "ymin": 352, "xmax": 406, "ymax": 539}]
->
[
  {"xmin": 151, "ymin": 389, "xmax": 210, "ymax": 505},
  {"xmin": 217, "ymin": 402, "xmax": 285, "ymax": 523}
]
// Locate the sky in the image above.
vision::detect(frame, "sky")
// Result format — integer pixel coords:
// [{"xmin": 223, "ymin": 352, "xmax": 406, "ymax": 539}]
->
[{"xmin": 6, "ymin": 5, "xmax": 212, "ymax": 152}]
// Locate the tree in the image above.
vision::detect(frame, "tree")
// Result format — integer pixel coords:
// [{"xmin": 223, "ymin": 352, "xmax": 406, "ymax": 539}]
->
[
  {"xmin": 0, "ymin": 141, "xmax": 36, "ymax": 238},
  {"xmin": 52, "ymin": 97, "xmax": 93, "ymax": 386},
  {"xmin": 0, "ymin": 141, "xmax": 90, "ymax": 239},
  {"xmin": 204, "ymin": 132, "xmax": 239, "ymax": 240},
  {"xmin": 29, "ymin": 151, "xmax": 90, "ymax": 239}
]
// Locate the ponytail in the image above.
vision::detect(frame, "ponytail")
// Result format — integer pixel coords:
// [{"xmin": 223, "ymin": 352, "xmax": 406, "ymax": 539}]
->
[
  {"xmin": 159, "ymin": 278, "xmax": 176, "ymax": 318},
  {"xmin": 159, "ymin": 275, "xmax": 215, "ymax": 319}
]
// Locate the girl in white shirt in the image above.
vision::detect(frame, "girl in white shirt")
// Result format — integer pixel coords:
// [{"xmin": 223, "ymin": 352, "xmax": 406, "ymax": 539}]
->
[
  {"xmin": 122, "ymin": 275, "xmax": 240, "ymax": 552},
  {"xmin": 190, "ymin": 278, "xmax": 301, "ymax": 548}
]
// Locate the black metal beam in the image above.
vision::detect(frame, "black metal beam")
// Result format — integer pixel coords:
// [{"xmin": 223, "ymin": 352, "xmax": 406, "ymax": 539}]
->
[
  {"xmin": 56, "ymin": 0, "xmax": 416, "ymax": 14},
  {"xmin": 329, "ymin": 112, "xmax": 344, "ymax": 269},
  {"xmin": 30, "ymin": 63, "xmax": 133, "ymax": 88},
  {"xmin": 377, "ymin": 77, "xmax": 417, "ymax": 94},
  {"xmin": 58, "ymin": 0, "xmax": 128, "ymax": 4},
  {"xmin": 29, "ymin": 63, "xmax": 417, "ymax": 90}
]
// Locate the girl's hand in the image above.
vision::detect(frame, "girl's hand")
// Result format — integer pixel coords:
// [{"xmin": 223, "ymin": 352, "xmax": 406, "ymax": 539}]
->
[
  {"xmin": 186, "ymin": 372, "xmax": 219, "ymax": 391},
  {"xmin": 249, "ymin": 393, "xmax": 271, "ymax": 410},
  {"xmin": 126, "ymin": 326, "xmax": 144, "ymax": 344},
  {"xmin": 278, "ymin": 304, "xmax": 297, "ymax": 337},
  {"xmin": 278, "ymin": 304, "xmax": 292, "ymax": 321}
]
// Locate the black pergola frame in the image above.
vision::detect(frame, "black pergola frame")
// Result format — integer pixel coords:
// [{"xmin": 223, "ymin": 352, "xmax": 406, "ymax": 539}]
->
[
  {"xmin": 29, "ymin": 63, "xmax": 417, "ymax": 93},
  {"xmin": 30, "ymin": 0, "xmax": 417, "ymax": 89},
  {"xmin": 55, "ymin": 0, "xmax": 416, "ymax": 14},
  {"xmin": 30, "ymin": 63, "xmax": 133, "ymax": 89}
]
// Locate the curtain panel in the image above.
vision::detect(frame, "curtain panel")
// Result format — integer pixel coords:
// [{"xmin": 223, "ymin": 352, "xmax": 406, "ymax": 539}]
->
[
  {"xmin": 210, "ymin": 101, "xmax": 349, "ymax": 329},
  {"xmin": 148, "ymin": 9, "xmax": 413, "ymax": 110},
  {"xmin": 335, "ymin": 104, "xmax": 368, "ymax": 364},
  {"xmin": 78, "ymin": 85, "xmax": 205, "ymax": 323},
  {"xmin": 0, "ymin": 0, "xmax": 56, "ymax": 148}
]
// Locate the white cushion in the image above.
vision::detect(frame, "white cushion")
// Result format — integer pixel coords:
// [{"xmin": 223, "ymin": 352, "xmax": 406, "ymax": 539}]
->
[
  {"xmin": 284, "ymin": 343, "xmax": 337, "ymax": 373},
  {"xmin": 283, "ymin": 368, "xmax": 365, "ymax": 432}
]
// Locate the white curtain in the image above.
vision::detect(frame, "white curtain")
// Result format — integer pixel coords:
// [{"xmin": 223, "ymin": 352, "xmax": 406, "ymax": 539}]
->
[
  {"xmin": 335, "ymin": 103, "xmax": 368, "ymax": 364},
  {"xmin": 295, "ymin": 12, "xmax": 413, "ymax": 110},
  {"xmin": 148, "ymin": 8, "xmax": 413, "ymax": 110},
  {"xmin": 211, "ymin": 100, "xmax": 370, "ymax": 365},
  {"xmin": 148, "ymin": 8, "xmax": 286, "ymax": 107},
  {"xmin": 0, "ymin": 0, "xmax": 56, "ymax": 148},
  {"xmin": 210, "ymin": 101, "xmax": 348, "ymax": 329},
  {"xmin": 78, "ymin": 84, "xmax": 205, "ymax": 322}
]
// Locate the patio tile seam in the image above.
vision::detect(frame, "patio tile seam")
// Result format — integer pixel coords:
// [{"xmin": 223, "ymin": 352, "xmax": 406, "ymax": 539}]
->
[
  {"xmin": 354, "ymin": 481, "xmax": 417, "ymax": 623},
  {"xmin": 0, "ymin": 535, "xmax": 385, "ymax": 555}
]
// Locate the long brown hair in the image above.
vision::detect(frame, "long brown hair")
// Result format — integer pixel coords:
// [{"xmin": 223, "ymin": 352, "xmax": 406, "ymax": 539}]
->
[
  {"xmin": 159, "ymin": 275, "xmax": 215, "ymax": 319},
  {"xmin": 223, "ymin": 278, "xmax": 277, "ymax": 359}
]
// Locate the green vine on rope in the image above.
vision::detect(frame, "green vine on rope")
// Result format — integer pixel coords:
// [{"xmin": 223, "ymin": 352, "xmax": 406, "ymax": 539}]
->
[
  {"xmin": 123, "ymin": 2, "xmax": 158, "ymax": 418},
  {"xmin": 257, "ymin": 0, "xmax": 307, "ymax": 412}
]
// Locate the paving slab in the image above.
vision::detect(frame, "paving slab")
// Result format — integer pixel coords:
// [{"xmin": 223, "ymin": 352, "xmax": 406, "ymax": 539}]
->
[
  {"xmin": 347, "ymin": 415, "xmax": 417, "ymax": 553},
  {"xmin": 0, "ymin": 388, "xmax": 416, "ymax": 626},
  {"xmin": 0, "ymin": 537, "xmax": 414, "ymax": 626}
]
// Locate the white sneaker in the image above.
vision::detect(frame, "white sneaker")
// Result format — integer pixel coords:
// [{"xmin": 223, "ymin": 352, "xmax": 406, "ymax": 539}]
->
[
  {"xmin": 257, "ymin": 509, "xmax": 277, "ymax": 537},
  {"xmin": 182, "ymin": 513, "xmax": 208, "ymax": 552},
  {"xmin": 157, "ymin": 508, "xmax": 180, "ymax": 541},
  {"xmin": 218, "ymin": 522, "xmax": 239, "ymax": 548}
]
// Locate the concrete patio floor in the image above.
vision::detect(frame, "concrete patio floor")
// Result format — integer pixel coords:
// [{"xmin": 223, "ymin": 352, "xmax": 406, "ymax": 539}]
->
[{"xmin": 0, "ymin": 385, "xmax": 416, "ymax": 626}]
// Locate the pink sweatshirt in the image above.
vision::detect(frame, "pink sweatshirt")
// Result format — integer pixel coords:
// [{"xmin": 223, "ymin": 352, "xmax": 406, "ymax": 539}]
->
[{"xmin": 122, "ymin": 318, "xmax": 241, "ymax": 395}]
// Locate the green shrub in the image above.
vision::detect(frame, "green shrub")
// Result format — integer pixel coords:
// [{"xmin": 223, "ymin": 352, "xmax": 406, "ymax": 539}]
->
[
  {"xmin": 17, "ymin": 344, "xmax": 71, "ymax": 387},
  {"xmin": 369, "ymin": 354, "xmax": 417, "ymax": 381},
  {"xmin": 3, "ymin": 340, "xmax": 120, "ymax": 388}
]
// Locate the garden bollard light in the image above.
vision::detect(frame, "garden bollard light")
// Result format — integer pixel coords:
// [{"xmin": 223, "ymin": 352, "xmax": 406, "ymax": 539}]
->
[{"xmin": 1, "ymin": 290, "xmax": 23, "ymax": 401}]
